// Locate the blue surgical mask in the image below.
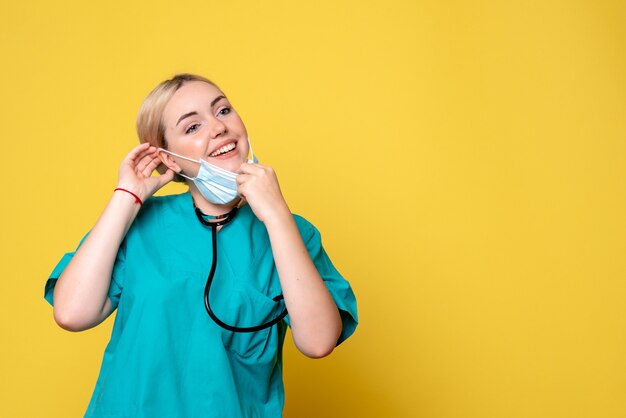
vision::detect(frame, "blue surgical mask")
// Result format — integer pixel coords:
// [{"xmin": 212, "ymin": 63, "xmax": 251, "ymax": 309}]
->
[{"xmin": 159, "ymin": 139, "xmax": 258, "ymax": 205}]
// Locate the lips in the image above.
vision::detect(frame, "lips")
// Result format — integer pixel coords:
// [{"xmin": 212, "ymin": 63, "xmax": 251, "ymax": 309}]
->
[{"xmin": 208, "ymin": 140, "xmax": 237, "ymax": 158}]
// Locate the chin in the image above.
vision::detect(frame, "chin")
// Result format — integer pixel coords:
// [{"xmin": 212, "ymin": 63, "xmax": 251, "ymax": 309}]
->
[{"xmin": 223, "ymin": 156, "xmax": 246, "ymax": 173}]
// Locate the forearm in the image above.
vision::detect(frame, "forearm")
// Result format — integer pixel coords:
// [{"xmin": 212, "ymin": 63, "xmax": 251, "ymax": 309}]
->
[
  {"xmin": 53, "ymin": 191, "xmax": 140, "ymax": 331},
  {"xmin": 265, "ymin": 209, "xmax": 342, "ymax": 358}
]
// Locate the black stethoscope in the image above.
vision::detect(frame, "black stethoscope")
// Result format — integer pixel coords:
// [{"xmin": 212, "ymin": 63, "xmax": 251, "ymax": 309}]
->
[{"xmin": 194, "ymin": 202, "xmax": 288, "ymax": 333}]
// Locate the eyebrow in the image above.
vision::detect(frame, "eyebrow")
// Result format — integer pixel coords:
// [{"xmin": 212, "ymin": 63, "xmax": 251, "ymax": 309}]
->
[{"xmin": 175, "ymin": 95, "xmax": 227, "ymax": 126}]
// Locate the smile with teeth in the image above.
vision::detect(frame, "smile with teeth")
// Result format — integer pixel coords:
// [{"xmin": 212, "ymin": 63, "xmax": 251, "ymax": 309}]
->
[{"xmin": 209, "ymin": 142, "xmax": 236, "ymax": 157}]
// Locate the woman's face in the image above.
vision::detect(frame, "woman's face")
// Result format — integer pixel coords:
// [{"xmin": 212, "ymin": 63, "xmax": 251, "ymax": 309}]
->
[{"xmin": 160, "ymin": 80, "xmax": 249, "ymax": 176}]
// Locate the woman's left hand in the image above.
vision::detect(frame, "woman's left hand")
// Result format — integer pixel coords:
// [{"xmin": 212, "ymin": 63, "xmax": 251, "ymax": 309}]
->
[{"xmin": 236, "ymin": 163, "xmax": 290, "ymax": 224}]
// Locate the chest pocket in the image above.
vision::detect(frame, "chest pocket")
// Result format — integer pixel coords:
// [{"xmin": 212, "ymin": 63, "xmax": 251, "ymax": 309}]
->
[{"xmin": 209, "ymin": 278, "xmax": 286, "ymax": 360}]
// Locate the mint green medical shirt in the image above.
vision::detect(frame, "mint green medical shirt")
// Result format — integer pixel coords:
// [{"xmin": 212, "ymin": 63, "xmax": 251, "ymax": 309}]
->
[{"xmin": 44, "ymin": 193, "xmax": 358, "ymax": 418}]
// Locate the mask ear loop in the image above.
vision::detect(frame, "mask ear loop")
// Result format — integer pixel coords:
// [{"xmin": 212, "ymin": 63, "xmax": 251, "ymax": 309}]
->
[
  {"xmin": 247, "ymin": 138, "xmax": 258, "ymax": 164},
  {"xmin": 157, "ymin": 147, "xmax": 201, "ymax": 164},
  {"xmin": 158, "ymin": 148, "xmax": 199, "ymax": 180}
]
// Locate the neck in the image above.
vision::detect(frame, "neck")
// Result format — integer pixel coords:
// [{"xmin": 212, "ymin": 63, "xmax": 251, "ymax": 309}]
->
[{"xmin": 189, "ymin": 187, "xmax": 244, "ymax": 216}]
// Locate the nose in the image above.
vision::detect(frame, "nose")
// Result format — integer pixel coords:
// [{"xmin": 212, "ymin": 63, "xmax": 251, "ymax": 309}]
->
[{"xmin": 209, "ymin": 117, "xmax": 227, "ymax": 138}]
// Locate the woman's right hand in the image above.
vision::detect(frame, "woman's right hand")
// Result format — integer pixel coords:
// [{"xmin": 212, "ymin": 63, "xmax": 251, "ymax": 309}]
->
[
  {"xmin": 116, "ymin": 143, "xmax": 175, "ymax": 202},
  {"xmin": 53, "ymin": 143, "xmax": 173, "ymax": 332}
]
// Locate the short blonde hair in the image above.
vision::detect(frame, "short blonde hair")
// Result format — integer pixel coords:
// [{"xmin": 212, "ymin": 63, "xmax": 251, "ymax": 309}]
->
[{"xmin": 136, "ymin": 73, "xmax": 219, "ymax": 181}]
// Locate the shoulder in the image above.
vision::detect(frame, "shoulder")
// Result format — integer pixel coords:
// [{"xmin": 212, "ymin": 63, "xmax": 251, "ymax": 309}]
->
[
  {"xmin": 132, "ymin": 192, "xmax": 189, "ymax": 227},
  {"xmin": 143, "ymin": 192, "xmax": 187, "ymax": 209},
  {"xmin": 142, "ymin": 192, "xmax": 188, "ymax": 212}
]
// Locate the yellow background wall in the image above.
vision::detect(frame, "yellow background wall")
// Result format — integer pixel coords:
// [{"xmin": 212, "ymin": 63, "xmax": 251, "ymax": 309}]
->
[{"xmin": 1, "ymin": 1, "xmax": 625, "ymax": 417}]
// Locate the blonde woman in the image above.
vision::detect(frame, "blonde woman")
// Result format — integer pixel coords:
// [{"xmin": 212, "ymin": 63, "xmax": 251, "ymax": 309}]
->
[{"xmin": 45, "ymin": 74, "xmax": 358, "ymax": 417}]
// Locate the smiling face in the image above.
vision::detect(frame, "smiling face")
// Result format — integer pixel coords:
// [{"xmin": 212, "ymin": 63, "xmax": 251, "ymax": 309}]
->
[{"xmin": 159, "ymin": 80, "xmax": 249, "ymax": 177}]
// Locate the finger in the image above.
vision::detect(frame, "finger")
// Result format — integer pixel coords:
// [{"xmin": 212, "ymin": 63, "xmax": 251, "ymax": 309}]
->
[
  {"xmin": 127, "ymin": 149, "xmax": 156, "ymax": 173},
  {"xmin": 155, "ymin": 169, "xmax": 175, "ymax": 188},
  {"xmin": 236, "ymin": 173, "xmax": 253, "ymax": 185},
  {"xmin": 135, "ymin": 155, "xmax": 150, "ymax": 173},
  {"xmin": 236, "ymin": 183, "xmax": 247, "ymax": 199},
  {"xmin": 143, "ymin": 155, "xmax": 162, "ymax": 175},
  {"xmin": 237, "ymin": 162, "xmax": 266, "ymax": 175},
  {"xmin": 135, "ymin": 146, "xmax": 158, "ymax": 162},
  {"xmin": 124, "ymin": 143, "xmax": 151, "ymax": 163},
  {"xmin": 136, "ymin": 152, "xmax": 158, "ymax": 173}
]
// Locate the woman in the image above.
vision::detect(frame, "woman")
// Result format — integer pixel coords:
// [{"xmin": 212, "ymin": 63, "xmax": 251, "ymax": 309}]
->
[{"xmin": 44, "ymin": 74, "xmax": 358, "ymax": 417}]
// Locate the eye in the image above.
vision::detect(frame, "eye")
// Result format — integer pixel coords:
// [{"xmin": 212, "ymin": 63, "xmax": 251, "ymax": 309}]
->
[
  {"xmin": 217, "ymin": 106, "xmax": 231, "ymax": 117},
  {"xmin": 185, "ymin": 123, "xmax": 201, "ymax": 134}
]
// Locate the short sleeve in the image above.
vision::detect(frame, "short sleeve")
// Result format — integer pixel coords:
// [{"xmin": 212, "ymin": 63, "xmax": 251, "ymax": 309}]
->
[
  {"xmin": 289, "ymin": 216, "xmax": 358, "ymax": 346},
  {"xmin": 44, "ymin": 233, "xmax": 126, "ymax": 310}
]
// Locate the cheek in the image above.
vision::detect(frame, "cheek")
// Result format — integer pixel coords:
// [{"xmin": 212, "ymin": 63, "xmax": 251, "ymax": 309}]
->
[
  {"xmin": 232, "ymin": 114, "xmax": 247, "ymax": 133},
  {"xmin": 179, "ymin": 160, "xmax": 201, "ymax": 177},
  {"xmin": 238, "ymin": 140, "xmax": 250, "ymax": 158},
  {"xmin": 169, "ymin": 135, "xmax": 205, "ymax": 154}
]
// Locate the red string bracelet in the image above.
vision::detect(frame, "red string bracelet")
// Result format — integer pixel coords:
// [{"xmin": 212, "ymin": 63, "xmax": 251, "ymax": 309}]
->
[{"xmin": 114, "ymin": 188, "xmax": 143, "ymax": 206}]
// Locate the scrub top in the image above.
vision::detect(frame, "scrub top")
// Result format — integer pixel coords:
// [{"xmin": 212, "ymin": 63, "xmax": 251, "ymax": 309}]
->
[{"xmin": 44, "ymin": 192, "xmax": 358, "ymax": 418}]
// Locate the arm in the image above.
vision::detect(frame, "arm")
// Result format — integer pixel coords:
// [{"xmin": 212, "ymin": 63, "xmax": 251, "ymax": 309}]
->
[
  {"xmin": 52, "ymin": 144, "xmax": 173, "ymax": 331},
  {"xmin": 237, "ymin": 164, "xmax": 342, "ymax": 358}
]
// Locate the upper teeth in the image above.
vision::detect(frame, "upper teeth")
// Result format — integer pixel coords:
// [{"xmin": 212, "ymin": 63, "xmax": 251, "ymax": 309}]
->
[{"xmin": 210, "ymin": 143, "xmax": 236, "ymax": 157}]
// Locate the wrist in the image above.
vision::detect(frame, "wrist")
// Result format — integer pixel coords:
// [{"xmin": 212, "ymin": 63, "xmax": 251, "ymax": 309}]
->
[
  {"xmin": 115, "ymin": 181, "xmax": 152, "ymax": 202},
  {"xmin": 107, "ymin": 189, "xmax": 142, "ymax": 233},
  {"xmin": 262, "ymin": 202, "xmax": 293, "ymax": 229},
  {"xmin": 113, "ymin": 187, "xmax": 143, "ymax": 206}
]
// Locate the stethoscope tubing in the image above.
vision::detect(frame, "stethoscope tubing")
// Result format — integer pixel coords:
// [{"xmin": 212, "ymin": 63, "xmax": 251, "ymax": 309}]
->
[{"xmin": 195, "ymin": 204, "xmax": 288, "ymax": 333}]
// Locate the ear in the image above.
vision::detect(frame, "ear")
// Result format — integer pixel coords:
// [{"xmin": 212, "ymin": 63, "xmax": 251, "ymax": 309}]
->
[{"xmin": 157, "ymin": 149, "xmax": 182, "ymax": 174}]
